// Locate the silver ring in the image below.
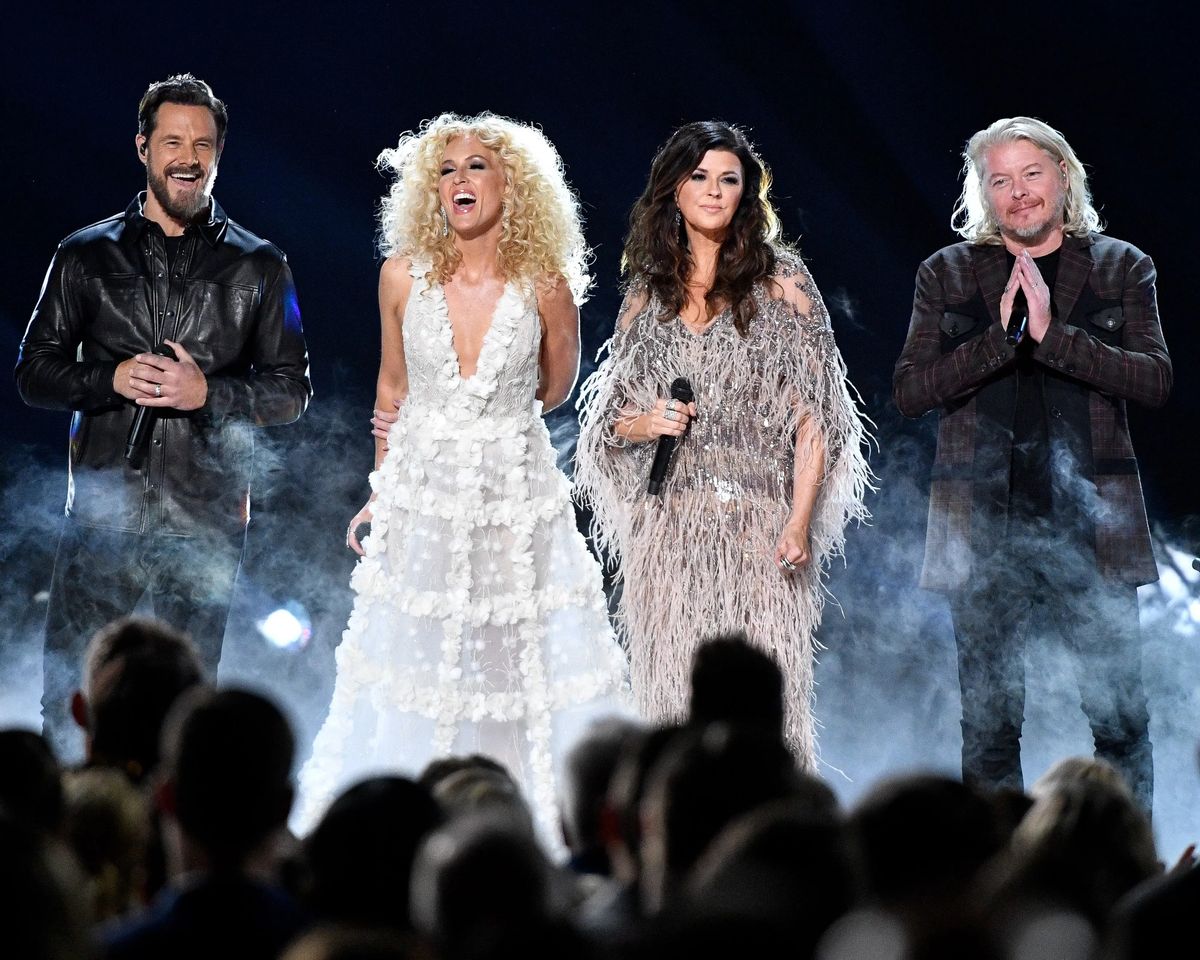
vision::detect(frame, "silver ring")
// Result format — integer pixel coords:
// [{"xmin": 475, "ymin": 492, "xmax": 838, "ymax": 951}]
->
[
  {"xmin": 779, "ymin": 556, "xmax": 797, "ymax": 571},
  {"xmin": 664, "ymin": 408, "xmax": 677, "ymax": 421},
  {"xmin": 667, "ymin": 399, "xmax": 677, "ymax": 412},
  {"xmin": 154, "ymin": 383, "xmax": 162, "ymax": 398}
]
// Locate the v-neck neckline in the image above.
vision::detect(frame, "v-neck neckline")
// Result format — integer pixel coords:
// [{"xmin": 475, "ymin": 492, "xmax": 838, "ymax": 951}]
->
[{"xmin": 439, "ymin": 280, "xmax": 509, "ymax": 382}]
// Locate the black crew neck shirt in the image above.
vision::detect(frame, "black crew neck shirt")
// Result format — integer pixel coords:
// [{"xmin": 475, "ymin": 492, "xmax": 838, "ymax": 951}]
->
[{"xmin": 1005, "ymin": 248, "xmax": 1060, "ymax": 524}]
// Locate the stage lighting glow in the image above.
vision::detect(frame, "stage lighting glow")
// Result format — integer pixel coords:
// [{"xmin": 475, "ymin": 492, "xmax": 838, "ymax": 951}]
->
[{"xmin": 257, "ymin": 604, "xmax": 312, "ymax": 650}]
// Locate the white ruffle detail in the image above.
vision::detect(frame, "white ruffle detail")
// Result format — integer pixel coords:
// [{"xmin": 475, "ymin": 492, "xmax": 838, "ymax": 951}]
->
[{"xmin": 294, "ymin": 264, "xmax": 630, "ymax": 844}]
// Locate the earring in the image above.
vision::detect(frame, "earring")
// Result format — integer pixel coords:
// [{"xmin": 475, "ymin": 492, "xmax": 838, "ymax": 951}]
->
[
  {"xmin": 440, "ymin": 209, "xmax": 449, "ymax": 236},
  {"xmin": 674, "ymin": 208, "xmax": 681, "ymax": 227}
]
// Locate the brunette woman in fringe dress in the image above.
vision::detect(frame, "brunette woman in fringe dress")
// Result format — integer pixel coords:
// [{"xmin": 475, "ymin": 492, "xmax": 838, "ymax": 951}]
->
[{"xmin": 576, "ymin": 121, "xmax": 871, "ymax": 766}]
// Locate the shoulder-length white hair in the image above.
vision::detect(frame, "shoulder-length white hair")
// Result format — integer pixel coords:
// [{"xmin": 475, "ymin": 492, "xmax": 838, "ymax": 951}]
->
[
  {"xmin": 377, "ymin": 112, "xmax": 593, "ymax": 304},
  {"xmin": 951, "ymin": 116, "xmax": 1103, "ymax": 245}
]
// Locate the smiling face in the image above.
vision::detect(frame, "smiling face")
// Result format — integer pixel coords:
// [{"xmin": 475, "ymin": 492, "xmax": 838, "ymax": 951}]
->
[
  {"xmin": 438, "ymin": 135, "xmax": 507, "ymax": 239},
  {"xmin": 983, "ymin": 139, "xmax": 1067, "ymax": 245},
  {"xmin": 674, "ymin": 149, "xmax": 744, "ymax": 238},
  {"xmin": 138, "ymin": 102, "xmax": 220, "ymax": 228}
]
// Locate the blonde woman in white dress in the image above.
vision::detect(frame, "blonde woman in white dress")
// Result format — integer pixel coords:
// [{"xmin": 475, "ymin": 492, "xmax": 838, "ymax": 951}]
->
[{"xmin": 295, "ymin": 114, "xmax": 628, "ymax": 838}]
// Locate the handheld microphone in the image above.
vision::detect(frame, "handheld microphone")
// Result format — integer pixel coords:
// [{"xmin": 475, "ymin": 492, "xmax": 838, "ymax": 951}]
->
[
  {"xmin": 125, "ymin": 342, "xmax": 178, "ymax": 463},
  {"xmin": 1005, "ymin": 287, "xmax": 1029, "ymax": 346},
  {"xmin": 647, "ymin": 377, "xmax": 694, "ymax": 496}
]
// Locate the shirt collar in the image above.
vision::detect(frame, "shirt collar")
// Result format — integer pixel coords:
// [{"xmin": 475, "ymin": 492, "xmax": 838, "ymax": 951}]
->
[{"xmin": 123, "ymin": 191, "xmax": 229, "ymax": 248}]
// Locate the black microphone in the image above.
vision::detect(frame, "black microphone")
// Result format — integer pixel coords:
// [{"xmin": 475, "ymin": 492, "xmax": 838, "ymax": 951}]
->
[
  {"xmin": 647, "ymin": 377, "xmax": 694, "ymax": 496},
  {"xmin": 1005, "ymin": 287, "xmax": 1029, "ymax": 346},
  {"xmin": 125, "ymin": 342, "xmax": 178, "ymax": 463}
]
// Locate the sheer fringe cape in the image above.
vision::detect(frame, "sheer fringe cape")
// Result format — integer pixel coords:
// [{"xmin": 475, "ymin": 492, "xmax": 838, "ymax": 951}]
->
[{"xmin": 574, "ymin": 254, "xmax": 872, "ymax": 764}]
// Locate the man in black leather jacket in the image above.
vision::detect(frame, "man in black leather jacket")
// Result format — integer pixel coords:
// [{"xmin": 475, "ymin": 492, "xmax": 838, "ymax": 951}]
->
[{"xmin": 16, "ymin": 74, "xmax": 311, "ymax": 759}]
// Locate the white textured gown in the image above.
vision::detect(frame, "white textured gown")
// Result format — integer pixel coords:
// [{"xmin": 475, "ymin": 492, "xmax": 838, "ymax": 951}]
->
[{"xmin": 295, "ymin": 261, "xmax": 629, "ymax": 837}]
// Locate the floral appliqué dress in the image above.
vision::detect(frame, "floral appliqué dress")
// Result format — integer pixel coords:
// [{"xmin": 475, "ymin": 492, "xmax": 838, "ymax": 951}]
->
[{"xmin": 295, "ymin": 261, "xmax": 629, "ymax": 836}]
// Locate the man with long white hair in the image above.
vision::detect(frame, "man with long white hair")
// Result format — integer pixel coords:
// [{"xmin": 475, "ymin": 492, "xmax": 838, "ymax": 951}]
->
[{"xmin": 894, "ymin": 117, "xmax": 1171, "ymax": 812}]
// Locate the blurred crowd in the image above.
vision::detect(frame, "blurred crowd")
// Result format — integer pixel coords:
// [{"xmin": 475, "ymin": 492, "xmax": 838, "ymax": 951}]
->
[{"xmin": 2, "ymin": 617, "xmax": 1195, "ymax": 960}]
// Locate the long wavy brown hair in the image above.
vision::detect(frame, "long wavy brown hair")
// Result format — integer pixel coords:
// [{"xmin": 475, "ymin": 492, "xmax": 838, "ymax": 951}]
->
[{"xmin": 622, "ymin": 121, "xmax": 784, "ymax": 336}]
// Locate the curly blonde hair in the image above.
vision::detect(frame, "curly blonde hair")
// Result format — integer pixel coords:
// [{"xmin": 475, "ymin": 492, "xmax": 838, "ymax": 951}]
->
[{"xmin": 377, "ymin": 112, "xmax": 593, "ymax": 304}]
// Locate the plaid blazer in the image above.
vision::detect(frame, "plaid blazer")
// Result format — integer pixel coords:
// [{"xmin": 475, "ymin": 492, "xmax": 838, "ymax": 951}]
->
[{"xmin": 893, "ymin": 233, "xmax": 1171, "ymax": 591}]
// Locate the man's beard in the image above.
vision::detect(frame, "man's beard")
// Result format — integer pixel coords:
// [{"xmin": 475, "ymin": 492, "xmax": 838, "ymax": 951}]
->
[
  {"xmin": 998, "ymin": 192, "xmax": 1066, "ymax": 243},
  {"xmin": 147, "ymin": 163, "xmax": 215, "ymax": 223}
]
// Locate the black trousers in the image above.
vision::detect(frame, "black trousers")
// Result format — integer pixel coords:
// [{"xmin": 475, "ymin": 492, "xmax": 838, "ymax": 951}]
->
[
  {"xmin": 949, "ymin": 551, "xmax": 1153, "ymax": 812},
  {"xmin": 40, "ymin": 519, "xmax": 245, "ymax": 762}
]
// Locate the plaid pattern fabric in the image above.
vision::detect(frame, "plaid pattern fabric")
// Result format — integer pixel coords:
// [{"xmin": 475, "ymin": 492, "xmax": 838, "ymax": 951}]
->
[{"xmin": 894, "ymin": 233, "xmax": 1171, "ymax": 590}]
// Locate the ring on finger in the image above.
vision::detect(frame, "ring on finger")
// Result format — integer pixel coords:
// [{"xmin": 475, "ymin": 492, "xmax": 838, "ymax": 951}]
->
[
  {"xmin": 779, "ymin": 556, "xmax": 797, "ymax": 571},
  {"xmin": 154, "ymin": 383, "xmax": 162, "ymax": 398},
  {"xmin": 664, "ymin": 408, "xmax": 677, "ymax": 421}
]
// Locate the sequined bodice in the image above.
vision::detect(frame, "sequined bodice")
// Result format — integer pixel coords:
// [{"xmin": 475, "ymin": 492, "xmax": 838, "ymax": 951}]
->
[{"xmin": 621, "ymin": 300, "xmax": 818, "ymax": 501}]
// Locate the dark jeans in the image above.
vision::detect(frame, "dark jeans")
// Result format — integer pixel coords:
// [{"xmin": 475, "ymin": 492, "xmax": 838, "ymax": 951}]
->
[
  {"xmin": 950, "ymin": 553, "xmax": 1153, "ymax": 812},
  {"xmin": 41, "ymin": 520, "xmax": 245, "ymax": 762}
]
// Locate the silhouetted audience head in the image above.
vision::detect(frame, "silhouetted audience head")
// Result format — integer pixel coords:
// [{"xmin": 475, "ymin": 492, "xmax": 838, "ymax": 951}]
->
[
  {"xmin": 62, "ymin": 766, "xmax": 150, "ymax": 922},
  {"xmin": 159, "ymin": 687, "xmax": 294, "ymax": 871},
  {"xmin": 688, "ymin": 634, "xmax": 785, "ymax": 739},
  {"xmin": 640, "ymin": 723, "xmax": 800, "ymax": 913},
  {"xmin": 561, "ymin": 717, "xmax": 642, "ymax": 872},
  {"xmin": 0, "ymin": 813, "xmax": 92, "ymax": 960},
  {"xmin": 603, "ymin": 725, "xmax": 683, "ymax": 887},
  {"xmin": 427, "ymin": 762, "xmax": 535, "ymax": 836},
  {"xmin": 411, "ymin": 816, "xmax": 565, "ymax": 960},
  {"xmin": 74, "ymin": 616, "xmax": 204, "ymax": 782},
  {"xmin": 849, "ymin": 774, "xmax": 1002, "ymax": 919},
  {"xmin": 280, "ymin": 926, "xmax": 419, "ymax": 960},
  {"xmin": 0, "ymin": 729, "xmax": 63, "ymax": 833},
  {"xmin": 418, "ymin": 754, "xmax": 510, "ymax": 791},
  {"xmin": 303, "ymin": 775, "xmax": 443, "ymax": 931},
  {"xmin": 991, "ymin": 777, "xmax": 1158, "ymax": 930},
  {"xmin": 1031, "ymin": 755, "xmax": 1131, "ymax": 801},
  {"xmin": 686, "ymin": 794, "xmax": 853, "ymax": 955}
]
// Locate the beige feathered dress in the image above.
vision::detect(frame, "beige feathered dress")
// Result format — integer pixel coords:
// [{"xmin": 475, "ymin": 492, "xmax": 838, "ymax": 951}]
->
[{"xmin": 575, "ymin": 254, "xmax": 871, "ymax": 766}]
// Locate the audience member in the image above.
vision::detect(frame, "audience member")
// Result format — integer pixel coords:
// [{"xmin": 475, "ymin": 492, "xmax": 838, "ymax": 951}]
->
[
  {"xmin": 0, "ymin": 728, "xmax": 64, "ymax": 833},
  {"xmin": 984, "ymin": 777, "xmax": 1158, "ymax": 935},
  {"xmin": 280, "ymin": 926, "xmax": 420, "ymax": 960},
  {"xmin": 301, "ymin": 776, "xmax": 443, "ymax": 932},
  {"xmin": 687, "ymin": 634, "xmax": 786, "ymax": 740},
  {"xmin": 73, "ymin": 616, "xmax": 204, "ymax": 783},
  {"xmin": 560, "ymin": 717, "xmax": 643, "ymax": 878},
  {"xmin": 686, "ymin": 794, "xmax": 853, "ymax": 957},
  {"xmin": 425, "ymin": 760, "xmax": 536, "ymax": 837},
  {"xmin": 411, "ymin": 815, "xmax": 589, "ymax": 960},
  {"xmin": 0, "ymin": 812, "xmax": 92, "ymax": 960},
  {"xmin": 62, "ymin": 766, "xmax": 151, "ymax": 922},
  {"xmin": 103, "ymin": 687, "xmax": 307, "ymax": 959},
  {"xmin": 1031, "ymin": 755, "xmax": 1133, "ymax": 801},
  {"xmin": 579, "ymin": 725, "xmax": 683, "ymax": 936},
  {"xmin": 639, "ymin": 723, "xmax": 801, "ymax": 914},
  {"xmin": 848, "ymin": 774, "xmax": 1003, "ymax": 950},
  {"xmin": 417, "ymin": 754, "xmax": 511, "ymax": 791}
]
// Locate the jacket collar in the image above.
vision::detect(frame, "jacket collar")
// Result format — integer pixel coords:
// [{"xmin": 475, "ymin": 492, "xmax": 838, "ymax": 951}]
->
[{"xmin": 122, "ymin": 191, "xmax": 229, "ymax": 248}]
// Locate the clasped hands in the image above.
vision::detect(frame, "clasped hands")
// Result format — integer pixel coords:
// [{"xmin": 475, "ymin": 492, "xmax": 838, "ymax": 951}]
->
[
  {"xmin": 1000, "ymin": 249, "xmax": 1053, "ymax": 343},
  {"xmin": 114, "ymin": 339, "xmax": 208, "ymax": 410}
]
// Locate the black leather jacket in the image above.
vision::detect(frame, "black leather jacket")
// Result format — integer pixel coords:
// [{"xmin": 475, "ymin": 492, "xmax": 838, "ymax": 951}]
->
[{"xmin": 16, "ymin": 194, "xmax": 312, "ymax": 537}]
